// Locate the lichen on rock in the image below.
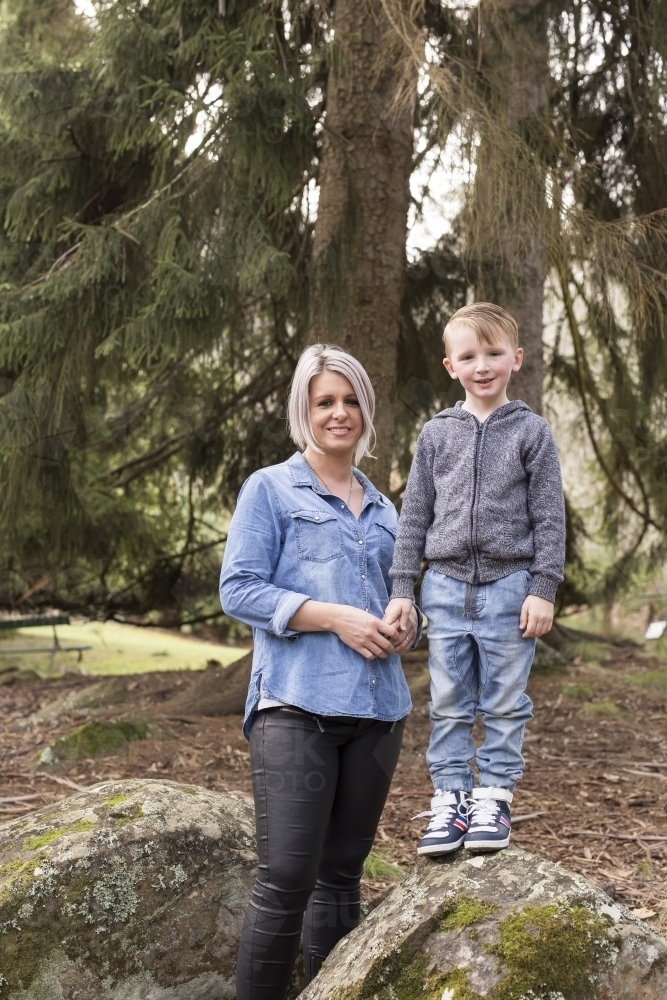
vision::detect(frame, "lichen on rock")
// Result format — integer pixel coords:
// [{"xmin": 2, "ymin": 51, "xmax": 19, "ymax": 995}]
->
[
  {"xmin": 0, "ymin": 779, "xmax": 257, "ymax": 999},
  {"xmin": 298, "ymin": 847, "xmax": 667, "ymax": 1000}
]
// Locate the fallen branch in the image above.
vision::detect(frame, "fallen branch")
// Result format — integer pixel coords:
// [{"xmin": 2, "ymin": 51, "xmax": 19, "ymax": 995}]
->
[
  {"xmin": 33, "ymin": 772, "xmax": 87, "ymax": 791},
  {"xmin": 0, "ymin": 793, "xmax": 55, "ymax": 804},
  {"xmin": 512, "ymin": 811, "xmax": 547, "ymax": 824},
  {"xmin": 569, "ymin": 830, "xmax": 667, "ymax": 842},
  {"xmin": 622, "ymin": 768, "xmax": 667, "ymax": 781}
]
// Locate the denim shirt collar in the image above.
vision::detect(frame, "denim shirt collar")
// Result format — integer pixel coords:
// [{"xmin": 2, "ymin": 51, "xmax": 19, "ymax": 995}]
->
[{"xmin": 286, "ymin": 452, "xmax": 387, "ymax": 511}]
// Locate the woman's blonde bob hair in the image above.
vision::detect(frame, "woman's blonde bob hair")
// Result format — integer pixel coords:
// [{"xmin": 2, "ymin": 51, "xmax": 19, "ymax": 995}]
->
[{"xmin": 287, "ymin": 344, "xmax": 376, "ymax": 465}]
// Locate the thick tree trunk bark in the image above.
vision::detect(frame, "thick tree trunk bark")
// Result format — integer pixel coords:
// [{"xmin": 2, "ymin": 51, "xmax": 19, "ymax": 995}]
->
[
  {"xmin": 473, "ymin": 0, "xmax": 549, "ymax": 414},
  {"xmin": 309, "ymin": 0, "xmax": 416, "ymax": 494}
]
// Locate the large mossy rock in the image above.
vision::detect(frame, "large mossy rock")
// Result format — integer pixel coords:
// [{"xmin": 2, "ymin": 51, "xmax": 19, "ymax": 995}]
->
[
  {"xmin": 33, "ymin": 711, "xmax": 170, "ymax": 767},
  {"xmin": 0, "ymin": 779, "xmax": 257, "ymax": 999},
  {"xmin": 299, "ymin": 847, "xmax": 667, "ymax": 1000}
]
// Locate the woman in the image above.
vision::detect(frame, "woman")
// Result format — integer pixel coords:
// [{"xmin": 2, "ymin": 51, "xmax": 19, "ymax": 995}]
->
[{"xmin": 220, "ymin": 344, "xmax": 418, "ymax": 998}]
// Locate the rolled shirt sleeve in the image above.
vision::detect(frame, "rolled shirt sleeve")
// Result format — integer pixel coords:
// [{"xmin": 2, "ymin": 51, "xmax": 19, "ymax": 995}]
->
[{"xmin": 220, "ymin": 473, "xmax": 310, "ymax": 638}]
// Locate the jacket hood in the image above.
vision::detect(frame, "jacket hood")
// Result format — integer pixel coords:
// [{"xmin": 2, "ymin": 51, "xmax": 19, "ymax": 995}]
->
[{"xmin": 434, "ymin": 399, "xmax": 532, "ymax": 421}]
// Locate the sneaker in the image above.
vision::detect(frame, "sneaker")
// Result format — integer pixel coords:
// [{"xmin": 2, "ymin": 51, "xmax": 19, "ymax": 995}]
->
[
  {"xmin": 464, "ymin": 787, "xmax": 513, "ymax": 852},
  {"xmin": 415, "ymin": 790, "xmax": 470, "ymax": 856}
]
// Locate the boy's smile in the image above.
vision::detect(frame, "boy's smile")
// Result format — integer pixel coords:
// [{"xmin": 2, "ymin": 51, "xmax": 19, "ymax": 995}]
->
[{"xmin": 443, "ymin": 322, "xmax": 523, "ymax": 420}]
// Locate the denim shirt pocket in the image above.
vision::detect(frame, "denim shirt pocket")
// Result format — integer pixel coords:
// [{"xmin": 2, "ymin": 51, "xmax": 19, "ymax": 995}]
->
[
  {"xmin": 291, "ymin": 509, "xmax": 344, "ymax": 562},
  {"xmin": 375, "ymin": 520, "xmax": 397, "ymax": 575}
]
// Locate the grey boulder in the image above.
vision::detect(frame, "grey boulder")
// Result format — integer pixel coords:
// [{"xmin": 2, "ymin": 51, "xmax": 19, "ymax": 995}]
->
[
  {"xmin": 0, "ymin": 779, "xmax": 257, "ymax": 1000},
  {"xmin": 298, "ymin": 846, "xmax": 667, "ymax": 999}
]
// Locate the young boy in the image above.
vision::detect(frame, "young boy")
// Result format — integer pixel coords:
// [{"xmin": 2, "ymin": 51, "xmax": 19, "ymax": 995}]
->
[{"xmin": 385, "ymin": 302, "xmax": 565, "ymax": 854}]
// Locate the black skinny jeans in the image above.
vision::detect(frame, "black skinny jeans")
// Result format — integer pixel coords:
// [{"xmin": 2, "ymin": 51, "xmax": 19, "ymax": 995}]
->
[{"xmin": 235, "ymin": 707, "xmax": 405, "ymax": 1000}]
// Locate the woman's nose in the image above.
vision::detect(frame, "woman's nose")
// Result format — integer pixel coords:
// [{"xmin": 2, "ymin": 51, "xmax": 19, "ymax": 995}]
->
[{"xmin": 332, "ymin": 400, "xmax": 347, "ymax": 418}]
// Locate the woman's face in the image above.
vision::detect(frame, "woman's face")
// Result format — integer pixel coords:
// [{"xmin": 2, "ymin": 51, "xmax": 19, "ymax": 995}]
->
[{"xmin": 308, "ymin": 370, "xmax": 364, "ymax": 458}]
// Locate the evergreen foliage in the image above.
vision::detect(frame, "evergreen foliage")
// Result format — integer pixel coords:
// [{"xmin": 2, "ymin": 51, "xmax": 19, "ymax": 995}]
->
[
  {"xmin": 0, "ymin": 0, "xmax": 329, "ymax": 617},
  {"xmin": 0, "ymin": 0, "xmax": 665, "ymax": 617}
]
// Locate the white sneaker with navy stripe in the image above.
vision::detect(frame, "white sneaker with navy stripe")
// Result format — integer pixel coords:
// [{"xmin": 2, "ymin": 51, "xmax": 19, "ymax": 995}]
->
[
  {"xmin": 464, "ymin": 787, "xmax": 513, "ymax": 852},
  {"xmin": 415, "ymin": 790, "xmax": 470, "ymax": 856}
]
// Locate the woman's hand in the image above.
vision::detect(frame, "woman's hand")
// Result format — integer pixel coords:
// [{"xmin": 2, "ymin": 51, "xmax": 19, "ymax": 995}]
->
[
  {"xmin": 287, "ymin": 601, "xmax": 400, "ymax": 660},
  {"xmin": 331, "ymin": 606, "xmax": 401, "ymax": 660}
]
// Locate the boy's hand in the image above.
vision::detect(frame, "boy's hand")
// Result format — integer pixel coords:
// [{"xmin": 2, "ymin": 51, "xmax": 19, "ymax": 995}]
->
[
  {"xmin": 520, "ymin": 595, "xmax": 554, "ymax": 638},
  {"xmin": 383, "ymin": 598, "xmax": 416, "ymax": 651}
]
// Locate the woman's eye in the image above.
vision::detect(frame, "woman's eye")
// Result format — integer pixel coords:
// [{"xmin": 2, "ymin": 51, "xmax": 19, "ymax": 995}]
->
[{"xmin": 346, "ymin": 398, "xmax": 360, "ymax": 406}]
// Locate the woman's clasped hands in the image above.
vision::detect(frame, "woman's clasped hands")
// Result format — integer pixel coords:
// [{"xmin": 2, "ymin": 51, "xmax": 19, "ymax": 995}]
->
[{"xmin": 332, "ymin": 603, "xmax": 417, "ymax": 661}]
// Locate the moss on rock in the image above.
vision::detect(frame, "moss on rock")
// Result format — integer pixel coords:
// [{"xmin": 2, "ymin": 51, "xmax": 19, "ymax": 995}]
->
[
  {"xmin": 298, "ymin": 848, "xmax": 667, "ymax": 1000},
  {"xmin": 438, "ymin": 896, "xmax": 497, "ymax": 932},
  {"xmin": 490, "ymin": 902, "xmax": 615, "ymax": 1000},
  {"xmin": 23, "ymin": 820, "xmax": 96, "ymax": 851},
  {"xmin": 0, "ymin": 779, "xmax": 257, "ymax": 998},
  {"xmin": 34, "ymin": 711, "xmax": 167, "ymax": 765}
]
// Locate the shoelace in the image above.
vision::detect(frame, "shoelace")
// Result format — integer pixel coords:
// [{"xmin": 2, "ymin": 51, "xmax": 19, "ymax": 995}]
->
[
  {"xmin": 413, "ymin": 796, "xmax": 469, "ymax": 832},
  {"xmin": 468, "ymin": 798, "xmax": 500, "ymax": 828}
]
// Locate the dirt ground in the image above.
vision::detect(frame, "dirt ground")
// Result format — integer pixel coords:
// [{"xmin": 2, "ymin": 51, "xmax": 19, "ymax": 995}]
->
[{"xmin": 1, "ymin": 641, "xmax": 666, "ymax": 933}]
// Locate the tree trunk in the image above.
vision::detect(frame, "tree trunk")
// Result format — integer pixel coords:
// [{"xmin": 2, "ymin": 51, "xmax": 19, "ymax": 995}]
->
[
  {"xmin": 473, "ymin": 0, "xmax": 550, "ymax": 414},
  {"xmin": 309, "ymin": 0, "xmax": 416, "ymax": 494}
]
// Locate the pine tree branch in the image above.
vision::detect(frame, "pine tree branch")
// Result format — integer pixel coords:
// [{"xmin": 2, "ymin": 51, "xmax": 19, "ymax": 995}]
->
[
  {"xmin": 100, "ymin": 360, "xmax": 292, "ymax": 487},
  {"xmin": 21, "ymin": 242, "xmax": 82, "ymax": 290},
  {"xmin": 558, "ymin": 267, "xmax": 659, "ymax": 533},
  {"xmin": 105, "ymin": 537, "xmax": 227, "ymax": 603}
]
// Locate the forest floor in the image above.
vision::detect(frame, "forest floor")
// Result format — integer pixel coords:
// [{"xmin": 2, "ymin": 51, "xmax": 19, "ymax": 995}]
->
[{"xmin": 1, "ymin": 639, "xmax": 666, "ymax": 933}]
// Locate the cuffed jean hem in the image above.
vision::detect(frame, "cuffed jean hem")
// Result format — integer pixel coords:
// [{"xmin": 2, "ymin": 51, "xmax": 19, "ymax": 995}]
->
[
  {"xmin": 478, "ymin": 777, "xmax": 517, "ymax": 791},
  {"xmin": 432, "ymin": 776, "xmax": 475, "ymax": 793}
]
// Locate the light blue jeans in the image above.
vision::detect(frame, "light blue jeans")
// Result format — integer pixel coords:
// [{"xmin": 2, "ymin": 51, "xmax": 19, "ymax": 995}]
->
[{"xmin": 421, "ymin": 568, "xmax": 536, "ymax": 792}]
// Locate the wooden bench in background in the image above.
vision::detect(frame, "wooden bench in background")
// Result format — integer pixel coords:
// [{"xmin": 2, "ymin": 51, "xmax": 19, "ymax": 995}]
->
[{"xmin": 0, "ymin": 615, "xmax": 92, "ymax": 669}]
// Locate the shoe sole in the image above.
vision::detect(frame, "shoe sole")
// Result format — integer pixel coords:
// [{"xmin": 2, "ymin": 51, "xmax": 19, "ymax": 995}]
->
[
  {"xmin": 464, "ymin": 836, "xmax": 510, "ymax": 851},
  {"xmin": 417, "ymin": 838, "xmax": 466, "ymax": 856}
]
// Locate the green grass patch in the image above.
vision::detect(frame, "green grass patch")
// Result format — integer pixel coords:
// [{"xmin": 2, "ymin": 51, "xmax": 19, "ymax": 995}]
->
[
  {"xmin": 580, "ymin": 700, "xmax": 620, "ymax": 717},
  {"xmin": 627, "ymin": 670, "xmax": 667, "ymax": 691},
  {"xmin": 0, "ymin": 619, "xmax": 248, "ymax": 677},
  {"xmin": 363, "ymin": 850, "xmax": 404, "ymax": 882},
  {"xmin": 562, "ymin": 683, "xmax": 593, "ymax": 700},
  {"xmin": 569, "ymin": 641, "xmax": 610, "ymax": 663}
]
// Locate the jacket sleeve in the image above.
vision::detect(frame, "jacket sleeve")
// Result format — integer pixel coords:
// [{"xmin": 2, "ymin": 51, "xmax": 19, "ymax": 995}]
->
[
  {"xmin": 525, "ymin": 423, "xmax": 566, "ymax": 603},
  {"xmin": 219, "ymin": 473, "xmax": 310, "ymax": 637},
  {"xmin": 389, "ymin": 429, "xmax": 436, "ymax": 599}
]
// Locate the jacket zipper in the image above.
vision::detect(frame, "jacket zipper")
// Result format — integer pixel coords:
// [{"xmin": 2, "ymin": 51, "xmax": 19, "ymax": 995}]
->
[{"xmin": 470, "ymin": 418, "xmax": 483, "ymax": 584}]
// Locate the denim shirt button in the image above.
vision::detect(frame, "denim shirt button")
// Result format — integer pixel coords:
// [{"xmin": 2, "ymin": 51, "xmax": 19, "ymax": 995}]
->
[
  {"xmin": 361, "ymin": 574, "xmax": 366, "ymax": 580},
  {"xmin": 358, "ymin": 539, "xmax": 363, "ymax": 545}
]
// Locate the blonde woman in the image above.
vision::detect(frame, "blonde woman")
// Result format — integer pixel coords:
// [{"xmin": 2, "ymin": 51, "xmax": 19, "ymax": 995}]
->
[{"xmin": 220, "ymin": 345, "xmax": 418, "ymax": 998}]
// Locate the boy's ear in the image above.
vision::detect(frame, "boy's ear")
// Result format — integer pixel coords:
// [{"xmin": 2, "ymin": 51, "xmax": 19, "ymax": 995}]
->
[
  {"xmin": 443, "ymin": 357, "xmax": 458, "ymax": 379},
  {"xmin": 512, "ymin": 347, "xmax": 524, "ymax": 373}
]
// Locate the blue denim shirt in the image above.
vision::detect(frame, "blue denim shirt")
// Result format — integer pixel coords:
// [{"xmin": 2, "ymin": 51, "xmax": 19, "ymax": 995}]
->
[{"xmin": 220, "ymin": 452, "xmax": 413, "ymax": 737}]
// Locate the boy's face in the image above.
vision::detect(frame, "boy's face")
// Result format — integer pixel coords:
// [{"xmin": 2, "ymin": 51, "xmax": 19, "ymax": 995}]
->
[{"xmin": 443, "ymin": 323, "xmax": 523, "ymax": 402}]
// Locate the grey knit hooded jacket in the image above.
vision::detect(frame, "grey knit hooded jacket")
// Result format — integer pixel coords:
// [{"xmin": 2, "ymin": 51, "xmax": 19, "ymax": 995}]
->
[{"xmin": 390, "ymin": 400, "xmax": 565, "ymax": 604}]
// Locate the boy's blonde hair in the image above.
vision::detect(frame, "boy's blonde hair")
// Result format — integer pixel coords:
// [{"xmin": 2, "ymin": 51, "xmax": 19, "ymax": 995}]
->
[{"xmin": 443, "ymin": 302, "xmax": 520, "ymax": 355}]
